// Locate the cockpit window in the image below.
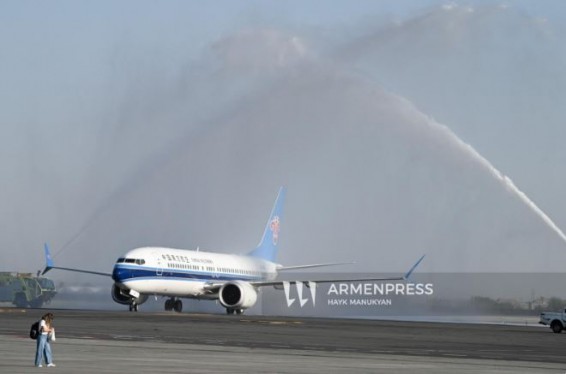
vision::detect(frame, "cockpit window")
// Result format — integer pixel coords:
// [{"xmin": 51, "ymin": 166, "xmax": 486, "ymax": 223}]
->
[{"xmin": 118, "ymin": 258, "xmax": 145, "ymax": 265}]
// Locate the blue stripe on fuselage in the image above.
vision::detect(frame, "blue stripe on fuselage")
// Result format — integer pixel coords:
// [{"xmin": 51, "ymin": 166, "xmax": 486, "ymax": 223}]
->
[{"xmin": 112, "ymin": 264, "xmax": 263, "ymax": 283}]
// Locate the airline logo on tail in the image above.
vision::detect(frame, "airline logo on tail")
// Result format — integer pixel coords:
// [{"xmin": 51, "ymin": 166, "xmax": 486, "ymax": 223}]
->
[{"xmin": 270, "ymin": 216, "xmax": 280, "ymax": 245}]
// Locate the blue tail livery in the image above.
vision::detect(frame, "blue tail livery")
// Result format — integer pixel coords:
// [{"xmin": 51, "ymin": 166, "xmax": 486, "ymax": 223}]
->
[{"xmin": 247, "ymin": 186, "xmax": 286, "ymax": 263}]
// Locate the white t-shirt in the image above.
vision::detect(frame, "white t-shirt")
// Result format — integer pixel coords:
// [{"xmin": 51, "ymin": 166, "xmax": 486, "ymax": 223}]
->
[{"xmin": 39, "ymin": 319, "xmax": 48, "ymax": 335}]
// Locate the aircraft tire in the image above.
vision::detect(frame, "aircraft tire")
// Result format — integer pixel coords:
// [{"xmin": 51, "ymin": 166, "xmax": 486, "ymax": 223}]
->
[
  {"xmin": 173, "ymin": 299, "xmax": 183, "ymax": 313},
  {"xmin": 165, "ymin": 299, "xmax": 173, "ymax": 311}
]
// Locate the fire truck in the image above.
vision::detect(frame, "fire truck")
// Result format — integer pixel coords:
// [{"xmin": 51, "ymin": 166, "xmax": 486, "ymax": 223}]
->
[{"xmin": 0, "ymin": 272, "xmax": 57, "ymax": 308}]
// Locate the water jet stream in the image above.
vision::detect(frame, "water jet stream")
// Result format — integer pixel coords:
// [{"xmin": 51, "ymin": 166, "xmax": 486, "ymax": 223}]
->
[{"xmin": 429, "ymin": 116, "xmax": 566, "ymax": 245}]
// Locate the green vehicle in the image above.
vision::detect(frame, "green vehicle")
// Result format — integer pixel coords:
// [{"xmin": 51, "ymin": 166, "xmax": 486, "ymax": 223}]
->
[{"xmin": 0, "ymin": 272, "xmax": 57, "ymax": 308}]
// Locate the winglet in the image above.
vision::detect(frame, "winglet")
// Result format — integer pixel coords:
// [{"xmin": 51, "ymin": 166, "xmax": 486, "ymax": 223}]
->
[
  {"xmin": 403, "ymin": 254, "xmax": 426, "ymax": 280},
  {"xmin": 41, "ymin": 243, "xmax": 54, "ymax": 275}
]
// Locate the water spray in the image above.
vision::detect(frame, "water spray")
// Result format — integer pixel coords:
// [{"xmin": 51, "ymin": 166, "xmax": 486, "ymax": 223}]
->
[{"xmin": 430, "ymin": 117, "xmax": 566, "ymax": 245}]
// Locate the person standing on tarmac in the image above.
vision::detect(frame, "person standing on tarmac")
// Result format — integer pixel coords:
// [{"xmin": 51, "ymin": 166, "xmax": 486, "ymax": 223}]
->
[{"xmin": 35, "ymin": 313, "xmax": 56, "ymax": 368}]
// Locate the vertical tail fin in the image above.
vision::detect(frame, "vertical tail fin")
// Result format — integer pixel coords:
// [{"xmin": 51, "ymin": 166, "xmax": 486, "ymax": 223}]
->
[{"xmin": 248, "ymin": 187, "xmax": 286, "ymax": 263}]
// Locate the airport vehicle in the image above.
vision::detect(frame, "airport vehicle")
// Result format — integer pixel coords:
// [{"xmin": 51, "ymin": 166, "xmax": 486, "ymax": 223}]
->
[
  {"xmin": 42, "ymin": 187, "xmax": 425, "ymax": 314},
  {"xmin": 0, "ymin": 272, "xmax": 56, "ymax": 308},
  {"xmin": 539, "ymin": 309, "xmax": 566, "ymax": 333}
]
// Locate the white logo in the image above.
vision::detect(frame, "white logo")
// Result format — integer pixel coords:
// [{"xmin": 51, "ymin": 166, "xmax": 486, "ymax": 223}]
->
[{"xmin": 283, "ymin": 281, "xmax": 317, "ymax": 307}]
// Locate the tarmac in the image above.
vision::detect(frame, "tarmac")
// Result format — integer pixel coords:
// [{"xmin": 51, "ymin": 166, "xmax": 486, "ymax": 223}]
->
[{"xmin": 1, "ymin": 308, "xmax": 565, "ymax": 373}]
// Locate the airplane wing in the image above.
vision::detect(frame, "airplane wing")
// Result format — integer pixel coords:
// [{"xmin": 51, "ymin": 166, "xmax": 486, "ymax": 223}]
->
[
  {"xmin": 203, "ymin": 255, "xmax": 426, "ymax": 292},
  {"xmin": 258, "ymin": 254, "xmax": 425, "ymax": 287},
  {"xmin": 276, "ymin": 262, "xmax": 356, "ymax": 271},
  {"xmin": 41, "ymin": 243, "xmax": 113, "ymax": 277},
  {"xmin": 251, "ymin": 276, "xmax": 403, "ymax": 288}
]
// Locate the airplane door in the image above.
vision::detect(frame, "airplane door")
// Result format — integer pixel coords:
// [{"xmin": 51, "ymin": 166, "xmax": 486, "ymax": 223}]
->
[{"xmin": 154, "ymin": 252, "xmax": 163, "ymax": 276}]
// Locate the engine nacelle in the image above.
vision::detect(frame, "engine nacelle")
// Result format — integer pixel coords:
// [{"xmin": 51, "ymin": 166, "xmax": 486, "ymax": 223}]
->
[
  {"xmin": 111, "ymin": 284, "xmax": 148, "ymax": 305},
  {"xmin": 219, "ymin": 281, "xmax": 258, "ymax": 310}
]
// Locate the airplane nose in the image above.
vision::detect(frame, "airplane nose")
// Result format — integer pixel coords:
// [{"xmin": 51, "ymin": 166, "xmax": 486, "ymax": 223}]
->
[
  {"xmin": 111, "ymin": 266, "xmax": 118, "ymax": 282},
  {"xmin": 112, "ymin": 266, "xmax": 128, "ymax": 282}
]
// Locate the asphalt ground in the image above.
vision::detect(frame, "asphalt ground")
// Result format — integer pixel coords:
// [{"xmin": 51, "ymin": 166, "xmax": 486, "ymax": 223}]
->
[{"xmin": 0, "ymin": 308, "xmax": 564, "ymax": 373}]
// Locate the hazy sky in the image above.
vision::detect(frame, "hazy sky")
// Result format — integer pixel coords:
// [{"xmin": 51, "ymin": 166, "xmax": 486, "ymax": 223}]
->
[{"xmin": 1, "ymin": 1, "xmax": 566, "ymax": 283}]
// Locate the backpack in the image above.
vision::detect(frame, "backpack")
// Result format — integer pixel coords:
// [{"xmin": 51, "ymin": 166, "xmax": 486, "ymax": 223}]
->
[{"xmin": 30, "ymin": 321, "xmax": 40, "ymax": 340}]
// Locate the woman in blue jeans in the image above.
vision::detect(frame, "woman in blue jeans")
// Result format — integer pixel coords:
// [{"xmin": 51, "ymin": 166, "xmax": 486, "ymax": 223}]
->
[{"xmin": 35, "ymin": 313, "xmax": 55, "ymax": 367}]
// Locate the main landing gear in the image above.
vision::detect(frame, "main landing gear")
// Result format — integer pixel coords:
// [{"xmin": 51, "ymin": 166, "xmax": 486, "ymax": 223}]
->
[
  {"xmin": 165, "ymin": 298, "xmax": 183, "ymax": 313},
  {"xmin": 226, "ymin": 308, "xmax": 244, "ymax": 315},
  {"xmin": 129, "ymin": 302, "xmax": 138, "ymax": 312}
]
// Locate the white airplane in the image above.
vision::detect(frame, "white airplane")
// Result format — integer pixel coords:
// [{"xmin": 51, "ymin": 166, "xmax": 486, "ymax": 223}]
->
[{"xmin": 42, "ymin": 187, "xmax": 425, "ymax": 314}]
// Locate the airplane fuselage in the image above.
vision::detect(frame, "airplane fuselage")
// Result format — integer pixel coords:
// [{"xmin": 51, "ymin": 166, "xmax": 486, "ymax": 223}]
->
[{"xmin": 111, "ymin": 247, "xmax": 278, "ymax": 298}]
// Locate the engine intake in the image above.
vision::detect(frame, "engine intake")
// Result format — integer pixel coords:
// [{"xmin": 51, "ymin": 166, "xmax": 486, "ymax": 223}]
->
[{"xmin": 219, "ymin": 281, "xmax": 258, "ymax": 310}]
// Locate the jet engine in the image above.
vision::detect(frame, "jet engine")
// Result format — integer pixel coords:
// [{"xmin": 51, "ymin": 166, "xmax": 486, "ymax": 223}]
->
[
  {"xmin": 111, "ymin": 284, "xmax": 147, "ymax": 305},
  {"xmin": 219, "ymin": 281, "xmax": 258, "ymax": 310}
]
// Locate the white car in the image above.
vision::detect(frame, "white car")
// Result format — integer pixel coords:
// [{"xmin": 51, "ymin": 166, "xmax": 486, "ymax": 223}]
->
[{"xmin": 539, "ymin": 309, "xmax": 566, "ymax": 333}]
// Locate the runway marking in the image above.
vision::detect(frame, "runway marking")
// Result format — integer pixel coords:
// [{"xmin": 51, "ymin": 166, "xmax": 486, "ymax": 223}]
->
[
  {"xmin": 203, "ymin": 339, "xmax": 226, "ymax": 345},
  {"xmin": 270, "ymin": 344, "xmax": 291, "ymax": 348},
  {"xmin": 371, "ymin": 350, "xmax": 397, "ymax": 354},
  {"xmin": 112, "ymin": 335, "xmax": 157, "ymax": 341},
  {"xmin": 113, "ymin": 335, "xmax": 135, "ymax": 340},
  {"xmin": 0, "ymin": 308, "xmax": 26, "ymax": 314},
  {"xmin": 240, "ymin": 319, "xmax": 303, "ymax": 325}
]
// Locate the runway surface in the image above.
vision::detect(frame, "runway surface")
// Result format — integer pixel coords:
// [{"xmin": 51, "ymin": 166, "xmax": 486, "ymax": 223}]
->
[{"xmin": 1, "ymin": 308, "xmax": 564, "ymax": 373}]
